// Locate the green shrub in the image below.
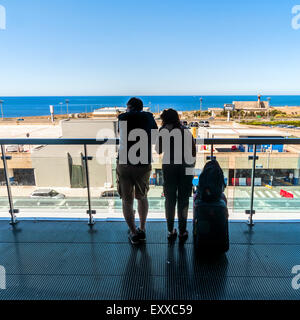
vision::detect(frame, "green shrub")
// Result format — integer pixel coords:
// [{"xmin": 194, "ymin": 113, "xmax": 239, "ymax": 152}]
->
[{"xmin": 241, "ymin": 120, "xmax": 300, "ymax": 126}]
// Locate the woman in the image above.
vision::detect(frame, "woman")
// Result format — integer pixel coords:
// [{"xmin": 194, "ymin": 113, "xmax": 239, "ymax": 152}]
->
[
  {"xmin": 197, "ymin": 160, "xmax": 228, "ymax": 205},
  {"xmin": 155, "ymin": 109, "xmax": 196, "ymax": 242}
]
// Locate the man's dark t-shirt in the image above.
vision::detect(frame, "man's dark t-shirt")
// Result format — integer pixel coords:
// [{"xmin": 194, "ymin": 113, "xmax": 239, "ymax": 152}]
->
[{"xmin": 118, "ymin": 111, "xmax": 158, "ymax": 166}]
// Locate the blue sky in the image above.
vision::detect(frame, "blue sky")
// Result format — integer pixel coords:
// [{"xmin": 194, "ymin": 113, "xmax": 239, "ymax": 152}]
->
[{"xmin": 0, "ymin": 0, "xmax": 299, "ymax": 96}]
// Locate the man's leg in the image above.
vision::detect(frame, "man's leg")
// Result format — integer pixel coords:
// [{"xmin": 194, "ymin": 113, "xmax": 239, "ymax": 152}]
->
[
  {"xmin": 135, "ymin": 165, "xmax": 152, "ymax": 232},
  {"xmin": 117, "ymin": 164, "xmax": 136, "ymax": 235},
  {"xmin": 137, "ymin": 197, "xmax": 149, "ymax": 231},
  {"xmin": 123, "ymin": 197, "xmax": 137, "ymax": 235}
]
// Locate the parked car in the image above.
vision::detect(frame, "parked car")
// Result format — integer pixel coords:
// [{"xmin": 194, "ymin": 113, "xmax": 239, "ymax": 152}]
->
[
  {"xmin": 30, "ymin": 189, "xmax": 66, "ymax": 199},
  {"xmin": 199, "ymin": 120, "xmax": 210, "ymax": 128},
  {"xmin": 100, "ymin": 190, "xmax": 120, "ymax": 198},
  {"xmin": 190, "ymin": 122, "xmax": 199, "ymax": 128},
  {"xmin": 6, "ymin": 145, "xmax": 24, "ymax": 153},
  {"xmin": 181, "ymin": 121, "xmax": 188, "ymax": 127}
]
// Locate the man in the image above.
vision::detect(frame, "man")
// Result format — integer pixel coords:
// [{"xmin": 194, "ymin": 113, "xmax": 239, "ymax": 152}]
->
[{"xmin": 117, "ymin": 98, "xmax": 158, "ymax": 244}]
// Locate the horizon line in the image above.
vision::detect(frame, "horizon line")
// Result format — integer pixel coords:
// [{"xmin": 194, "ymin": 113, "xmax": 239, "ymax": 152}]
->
[{"xmin": 1, "ymin": 93, "xmax": 300, "ymax": 98}]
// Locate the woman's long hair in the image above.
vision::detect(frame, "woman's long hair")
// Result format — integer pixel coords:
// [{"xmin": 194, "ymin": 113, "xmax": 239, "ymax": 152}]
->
[
  {"xmin": 160, "ymin": 109, "xmax": 181, "ymax": 128},
  {"xmin": 197, "ymin": 160, "xmax": 226, "ymax": 202}
]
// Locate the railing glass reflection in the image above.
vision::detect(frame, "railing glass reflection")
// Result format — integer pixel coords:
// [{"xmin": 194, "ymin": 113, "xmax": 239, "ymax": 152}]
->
[{"xmin": 0, "ymin": 138, "xmax": 299, "ymax": 225}]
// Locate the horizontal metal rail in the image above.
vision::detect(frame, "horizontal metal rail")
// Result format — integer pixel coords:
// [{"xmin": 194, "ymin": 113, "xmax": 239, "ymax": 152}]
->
[
  {"xmin": 0, "ymin": 137, "xmax": 300, "ymax": 145},
  {"xmin": 0, "ymin": 139, "xmax": 110, "ymax": 145}
]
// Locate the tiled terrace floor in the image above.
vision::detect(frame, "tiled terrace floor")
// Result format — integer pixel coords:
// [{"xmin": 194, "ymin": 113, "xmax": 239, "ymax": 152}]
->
[{"xmin": 0, "ymin": 220, "xmax": 299, "ymax": 300}]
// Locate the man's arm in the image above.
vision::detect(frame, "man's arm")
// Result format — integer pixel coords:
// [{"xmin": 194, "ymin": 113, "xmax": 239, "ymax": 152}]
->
[
  {"xmin": 151, "ymin": 114, "xmax": 158, "ymax": 130},
  {"xmin": 117, "ymin": 114, "xmax": 121, "ymax": 135}
]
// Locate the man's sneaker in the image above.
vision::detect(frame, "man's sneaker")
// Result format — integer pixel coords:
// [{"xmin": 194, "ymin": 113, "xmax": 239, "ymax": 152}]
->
[
  {"xmin": 128, "ymin": 233, "xmax": 140, "ymax": 245},
  {"xmin": 137, "ymin": 228, "xmax": 146, "ymax": 241}
]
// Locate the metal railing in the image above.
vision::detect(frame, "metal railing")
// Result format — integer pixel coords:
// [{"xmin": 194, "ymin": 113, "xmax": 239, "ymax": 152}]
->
[{"xmin": 1, "ymin": 137, "xmax": 300, "ymax": 227}]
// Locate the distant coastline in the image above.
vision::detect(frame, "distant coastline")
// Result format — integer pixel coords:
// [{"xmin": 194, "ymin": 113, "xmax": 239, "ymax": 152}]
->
[{"xmin": 1, "ymin": 95, "xmax": 300, "ymax": 118}]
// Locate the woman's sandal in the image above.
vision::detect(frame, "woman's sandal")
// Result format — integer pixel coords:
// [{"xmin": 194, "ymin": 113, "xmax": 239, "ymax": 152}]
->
[
  {"xmin": 179, "ymin": 231, "xmax": 189, "ymax": 243},
  {"xmin": 168, "ymin": 229, "xmax": 178, "ymax": 241}
]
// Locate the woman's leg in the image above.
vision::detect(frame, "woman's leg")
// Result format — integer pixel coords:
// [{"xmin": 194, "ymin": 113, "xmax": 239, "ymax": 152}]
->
[
  {"xmin": 165, "ymin": 187, "xmax": 177, "ymax": 233},
  {"xmin": 178, "ymin": 168, "xmax": 194, "ymax": 235},
  {"xmin": 163, "ymin": 165, "xmax": 178, "ymax": 233},
  {"xmin": 177, "ymin": 195, "xmax": 189, "ymax": 235}
]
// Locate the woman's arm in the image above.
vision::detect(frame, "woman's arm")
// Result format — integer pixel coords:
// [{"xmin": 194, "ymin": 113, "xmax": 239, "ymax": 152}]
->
[
  {"xmin": 192, "ymin": 137, "xmax": 197, "ymax": 158},
  {"xmin": 221, "ymin": 193, "xmax": 228, "ymax": 205},
  {"xmin": 154, "ymin": 129, "xmax": 163, "ymax": 155}
]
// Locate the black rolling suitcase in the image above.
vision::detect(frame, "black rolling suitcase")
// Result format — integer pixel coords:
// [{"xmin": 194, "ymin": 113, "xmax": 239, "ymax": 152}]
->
[{"xmin": 193, "ymin": 198, "xmax": 229, "ymax": 255}]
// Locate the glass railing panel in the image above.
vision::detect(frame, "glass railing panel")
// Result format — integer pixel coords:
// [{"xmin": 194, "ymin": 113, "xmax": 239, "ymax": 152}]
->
[
  {"xmin": 205, "ymin": 145, "xmax": 232, "ymax": 213},
  {"xmin": 0, "ymin": 144, "xmax": 90, "ymax": 219},
  {"xmin": 231, "ymin": 145, "xmax": 300, "ymax": 220},
  {"xmin": 0, "ymin": 141, "xmax": 299, "ymax": 222},
  {"xmin": 230, "ymin": 152, "xmax": 253, "ymax": 217}
]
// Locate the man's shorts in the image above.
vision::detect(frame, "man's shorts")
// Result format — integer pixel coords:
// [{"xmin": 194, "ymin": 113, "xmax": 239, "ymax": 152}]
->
[{"xmin": 117, "ymin": 164, "xmax": 152, "ymax": 200}]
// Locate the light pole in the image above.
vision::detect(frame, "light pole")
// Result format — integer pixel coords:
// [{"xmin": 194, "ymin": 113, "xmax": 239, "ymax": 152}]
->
[
  {"xmin": 0, "ymin": 100, "xmax": 4, "ymax": 120},
  {"xmin": 200, "ymin": 97, "xmax": 203, "ymax": 118},
  {"xmin": 59, "ymin": 102, "xmax": 63, "ymax": 115},
  {"xmin": 267, "ymin": 97, "xmax": 271, "ymax": 120},
  {"xmin": 65, "ymin": 99, "xmax": 69, "ymax": 118}
]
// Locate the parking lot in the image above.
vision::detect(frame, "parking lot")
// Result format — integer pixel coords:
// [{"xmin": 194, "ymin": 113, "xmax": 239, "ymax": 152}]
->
[{"xmin": 0, "ymin": 186, "xmax": 299, "ymax": 221}]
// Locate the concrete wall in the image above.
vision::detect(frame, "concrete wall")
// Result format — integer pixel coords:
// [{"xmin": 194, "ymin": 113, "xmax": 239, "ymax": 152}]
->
[
  {"xmin": 0, "ymin": 153, "xmax": 32, "ymax": 170},
  {"xmin": 31, "ymin": 145, "xmax": 114, "ymax": 188},
  {"xmin": 31, "ymin": 152, "xmax": 71, "ymax": 188},
  {"xmin": 88, "ymin": 160, "xmax": 111, "ymax": 188},
  {"xmin": 228, "ymin": 153, "xmax": 300, "ymax": 170},
  {"xmin": 61, "ymin": 119, "xmax": 118, "ymax": 139}
]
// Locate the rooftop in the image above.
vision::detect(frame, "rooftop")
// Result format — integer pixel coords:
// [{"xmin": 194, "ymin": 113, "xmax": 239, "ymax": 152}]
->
[
  {"xmin": 233, "ymin": 100, "xmax": 270, "ymax": 110},
  {"xmin": 0, "ymin": 220, "xmax": 299, "ymax": 300},
  {"xmin": 205, "ymin": 128, "xmax": 291, "ymax": 138}
]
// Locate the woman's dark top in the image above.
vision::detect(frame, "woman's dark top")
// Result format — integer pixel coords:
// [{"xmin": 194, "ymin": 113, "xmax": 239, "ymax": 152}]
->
[{"xmin": 155, "ymin": 124, "xmax": 196, "ymax": 167}]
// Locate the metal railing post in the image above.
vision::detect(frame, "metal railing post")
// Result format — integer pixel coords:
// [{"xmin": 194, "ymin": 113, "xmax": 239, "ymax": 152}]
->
[
  {"xmin": 1, "ymin": 145, "xmax": 18, "ymax": 225},
  {"xmin": 206, "ymin": 144, "xmax": 216, "ymax": 161},
  {"xmin": 83, "ymin": 145, "xmax": 96, "ymax": 226},
  {"xmin": 246, "ymin": 144, "xmax": 258, "ymax": 227}
]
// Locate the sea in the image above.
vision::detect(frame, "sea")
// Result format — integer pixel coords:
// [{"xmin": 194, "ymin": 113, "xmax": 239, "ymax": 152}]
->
[{"xmin": 1, "ymin": 95, "xmax": 300, "ymax": 118}]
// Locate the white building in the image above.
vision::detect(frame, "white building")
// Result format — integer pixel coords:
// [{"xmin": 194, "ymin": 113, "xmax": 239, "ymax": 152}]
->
[{"xmin": 93, "ymin": 107, "xmax": 150, "ymax": 117}]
